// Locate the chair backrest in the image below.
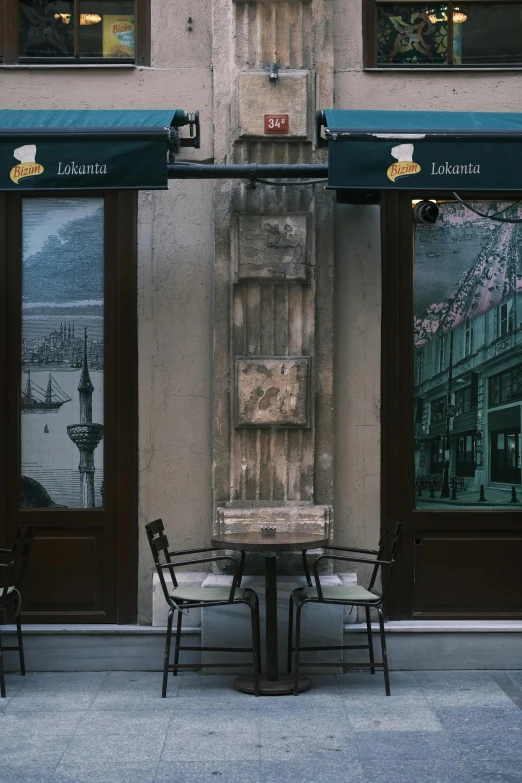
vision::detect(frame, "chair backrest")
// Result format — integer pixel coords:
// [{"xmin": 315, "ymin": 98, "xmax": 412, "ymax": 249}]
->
[
  {"xmin": 0, "ymin": 525, "xmax": 35, "ymax": 602},
  {"xmin": 145, "ymin": 519, "xmax": 177, "ymax": 603},
  {"xmin": 368, "ymin": 519, "xmax": 403, "ymax": 599}
]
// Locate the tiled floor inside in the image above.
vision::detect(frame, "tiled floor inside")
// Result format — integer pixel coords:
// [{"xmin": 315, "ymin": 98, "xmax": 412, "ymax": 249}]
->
[{"xmin": 1, "ymin": 670, "xmax": 522, "ymax": 782}]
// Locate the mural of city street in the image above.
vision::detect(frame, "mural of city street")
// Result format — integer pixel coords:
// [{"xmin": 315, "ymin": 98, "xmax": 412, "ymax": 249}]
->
[
  {"xmin": 21, "ymin": 198, "xmax": 104, "ymax": 509},
  {"xmin": 414, "ymin": 201, "xmax": 522, "ymax": 508}
]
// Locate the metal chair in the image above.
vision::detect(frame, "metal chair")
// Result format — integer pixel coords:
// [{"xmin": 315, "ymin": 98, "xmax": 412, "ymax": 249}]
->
[
  {"xmin": 287, "ymin": 520, "xmax": 403, "ymax": 696},
  {"xmin": 145, "ymin": 519, "xmax": 261, "ymax": 697},
  {"xmin": 0, "ymin": 526, "xmax": 35, "ymax": 698}
]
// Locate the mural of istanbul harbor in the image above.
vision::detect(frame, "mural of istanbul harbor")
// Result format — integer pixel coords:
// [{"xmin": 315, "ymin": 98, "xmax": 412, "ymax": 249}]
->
[
  {"xmin": 414, "ymin": 200, "xmax": 522, "ymax": 509},
  {"xmin": 21, "ymin": 198, "xmax": 104, "ymax": 509}
]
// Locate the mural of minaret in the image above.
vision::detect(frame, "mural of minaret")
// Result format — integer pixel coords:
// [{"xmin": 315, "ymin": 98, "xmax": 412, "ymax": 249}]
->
[{"xmin": 67, "ymin": 328, "xmax": 104, "ymax": 507}]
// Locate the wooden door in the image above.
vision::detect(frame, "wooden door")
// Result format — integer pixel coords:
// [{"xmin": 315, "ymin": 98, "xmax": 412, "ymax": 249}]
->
[
  {"xmin": 382, "ymin": 191, "xmax": 522, "ymax": 620},
  {"xmin": 0, "ymin": 191, "xmax": 137, "ymax": 623}
]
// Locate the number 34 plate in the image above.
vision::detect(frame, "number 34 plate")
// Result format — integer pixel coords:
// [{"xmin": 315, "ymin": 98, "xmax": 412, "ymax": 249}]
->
[{"xmin": 264, "ymin": 114, "xmax": 289, "ymax": 134}]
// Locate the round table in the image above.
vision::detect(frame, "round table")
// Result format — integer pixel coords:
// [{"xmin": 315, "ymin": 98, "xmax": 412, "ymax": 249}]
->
[{"xmin": 211, "ymin": 531, "xmax": 329, "ymax": 696}]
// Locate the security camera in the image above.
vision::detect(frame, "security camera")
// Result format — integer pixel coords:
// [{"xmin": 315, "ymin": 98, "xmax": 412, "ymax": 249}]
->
[{"xmin": 412, "ymin": 200, "xmax": 439, "ymax": 224}]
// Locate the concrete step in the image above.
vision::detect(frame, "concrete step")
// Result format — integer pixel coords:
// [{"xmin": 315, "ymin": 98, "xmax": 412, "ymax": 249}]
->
[
  {"xmin": 344, "ymin": 621, "xmax": 522, "ymax": 670},
  {"xmin": 1, "ymin": 624, "xmax": 201, "ymax": 672},
  {"xmin": 2, "ymin": 621, "xmax": 522, "ymax": 672}
]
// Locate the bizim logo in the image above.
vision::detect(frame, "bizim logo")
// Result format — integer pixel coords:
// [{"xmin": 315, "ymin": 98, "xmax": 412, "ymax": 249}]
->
[
  {"xmin": 10, "ymin": 145, "xmax": 44, "ymax": 184},
  {"xmin": 387, "ymin": 143, "xmax": 421, "ymax": 182}
]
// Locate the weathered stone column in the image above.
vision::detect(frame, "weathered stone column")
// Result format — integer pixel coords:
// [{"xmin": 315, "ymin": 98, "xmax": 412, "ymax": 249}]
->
[{"xmin": 211, "ymin": 0, "xmax": 335, "ymax": 556}]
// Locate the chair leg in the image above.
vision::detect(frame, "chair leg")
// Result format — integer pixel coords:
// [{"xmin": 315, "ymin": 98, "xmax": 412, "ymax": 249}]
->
[
  {"xmin": 0, "ymin": 631, "xmax": 5, "ymax": 698},
  {"xmin": 287, "ymin": 597, "xmax": 294, "ymax": 674},
  {"xmin": 162, "ymin": 608, "xmax": 174, "ymax": 698},
  {"xmin": 16, "ymin": 616, "xmax": 26, "ymax": 676},
  {"xmin": 293, "ymin": 603, "xmax": 302, "ymax": 696},
  {"xmin": 249, "ymin": 602, "xmax": 260, "ymax": 697},
  {"xmin": 255, "ymin": 596, "xmax": 262, "ymax": 673},
  {"xmin": 365, "ymin": 607, "xmax": 375, "ymax": 675},
  {"xmin": 172, "ymin": 607, "xmax": 183, "ymax": 676},
  {"xmin": 377, "ymin": 606, "xmax": 390, "ymax": 696},
  {"xmin": 237, "ymin": 551, "xmax": 245, "ymax": 587}
]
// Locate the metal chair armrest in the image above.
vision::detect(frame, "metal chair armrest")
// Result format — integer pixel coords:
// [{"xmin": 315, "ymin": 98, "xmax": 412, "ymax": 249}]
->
[
  {"xmin": 312, "ymin": 554, "xmax": 392, "ymax": 600},
  {"xmin": 322, "ymin": 545, "xmax": 380, "ymax": 556},
  {"xmin": 160, "ymin": 555, "xmax": 242, "ymax": 601},
  {"xmin": 168, "ymin": 547, "xmax": 221, "ymax": 557}
]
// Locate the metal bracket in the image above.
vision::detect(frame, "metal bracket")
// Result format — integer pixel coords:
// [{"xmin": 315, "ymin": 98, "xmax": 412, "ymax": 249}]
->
[{"xmin": 315, "ymin": 110, "xmax": 327, "ymax": 149}]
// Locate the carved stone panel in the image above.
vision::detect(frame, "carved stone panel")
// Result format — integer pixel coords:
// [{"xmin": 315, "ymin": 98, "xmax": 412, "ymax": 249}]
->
[
  {"xmin": 238, "ymin": 71, "xmax": 310, "ymax": 139},
  {"xmin": 237, "ymin": 214, "xmax": 308, "ymax": 282},
  {"xmin": 235, "ymin": 357, "xmax": 310, "ymax": 427}
]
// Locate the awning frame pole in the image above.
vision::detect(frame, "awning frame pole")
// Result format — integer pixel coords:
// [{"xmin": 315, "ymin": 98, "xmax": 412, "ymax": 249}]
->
[{"xmin": 167, "ymin": 163, "xmax": 329, "ymax": 180}]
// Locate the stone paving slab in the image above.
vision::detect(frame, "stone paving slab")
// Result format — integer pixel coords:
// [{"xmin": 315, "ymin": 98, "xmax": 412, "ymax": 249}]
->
[{"xmin": 1, "ymin": 670, "xmax": 522, "ymax": 782}]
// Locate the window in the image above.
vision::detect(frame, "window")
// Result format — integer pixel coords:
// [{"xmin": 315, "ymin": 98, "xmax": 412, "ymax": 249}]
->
[
  {"xmin": 0, "ymin": 0, "xmax": 150, "ymax": 64},
  {"xmin": 21, "ymin": 198, "xmax": 105, "ymax": 508},
  {"xmin": 455, "ymin": 386, "xmax": 471, "ymax": 415},
  {"xmin": 489, "ymin": 364, "xmax": 522, "ymax": 406},
  {"xmin": 464, "ymin": 318, "xmax": 474, "ymax": 357},
  {"xmin": 456, "ymin": 433, "xmax": 475, "ymax": 477},
  {"xmin": 431, "ymin": 396, "xmax": 446, "ymax": 424},
  {"xmin": 364, "ymin": 2, "xmax": 522, "ymax": 68},
  {"xmin": 499, "ymin": 299, "xmax": 515, "ymax": 337},
  {"xmin": 429, "ymin": 436, "xmax": 444, "ymax": 473},
  {"xmin": 437, "ymin": 335, "xmax": 446, "ymax": 373},
  {"xmin": 415, "ymin": 346, "xmax": 425, "ymax": 384}
]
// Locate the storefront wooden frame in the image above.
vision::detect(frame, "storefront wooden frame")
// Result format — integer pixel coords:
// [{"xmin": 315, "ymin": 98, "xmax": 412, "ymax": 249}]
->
[
  {"xmin": 382, "ymin": 190, "xmax": 522, "ymax": 620},
  {"xmin": 0, "ymin": 190, "xmax": 138, "ymax": 623}
]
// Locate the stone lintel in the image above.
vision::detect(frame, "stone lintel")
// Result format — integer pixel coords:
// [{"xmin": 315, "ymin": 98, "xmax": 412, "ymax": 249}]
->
[{"xmin": 216, "ymin": 504, "xmax": 332, "ymax": 537}]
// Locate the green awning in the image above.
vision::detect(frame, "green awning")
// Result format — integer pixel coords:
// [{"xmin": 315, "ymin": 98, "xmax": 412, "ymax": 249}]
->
[
  {"xmin": 324, "ymin": 110, "xmax": 522, "ymax": 191},
  {"xmin": 0, "ymin": 109, "xmax": 194, "ymax": 191}
]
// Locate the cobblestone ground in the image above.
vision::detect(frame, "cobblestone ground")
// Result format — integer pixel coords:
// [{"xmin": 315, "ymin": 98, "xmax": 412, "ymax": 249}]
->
[{"xmin": 1, "ymin": 670, "xmax": 522, "ymax": 782}]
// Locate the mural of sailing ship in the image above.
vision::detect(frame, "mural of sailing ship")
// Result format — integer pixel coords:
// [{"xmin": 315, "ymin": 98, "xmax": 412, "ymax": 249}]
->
[{"xmin": 21, "ymin": 370, "xmax": 71, "ymax": 413}]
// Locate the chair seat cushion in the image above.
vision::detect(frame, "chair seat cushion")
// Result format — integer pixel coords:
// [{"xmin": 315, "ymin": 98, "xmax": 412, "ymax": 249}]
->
[
  {"xmin": 170, "ymin": 586, "xmax": 252, "ymax": 603},
  {"xmin": 299, "ymin": 585, "xmax": 380, "ymax": 603}
]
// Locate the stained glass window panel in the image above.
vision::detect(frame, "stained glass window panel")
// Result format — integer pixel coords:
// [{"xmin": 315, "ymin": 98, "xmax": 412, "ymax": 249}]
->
[{"xmin": 376, "ymin": 5, "xmax": 448, "ymax": 65}]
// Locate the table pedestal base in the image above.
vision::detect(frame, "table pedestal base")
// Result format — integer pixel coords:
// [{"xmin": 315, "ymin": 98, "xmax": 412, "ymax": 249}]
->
[{"xmin": 233, "ymin": 674, "xmax": 312, "ymax": 696}]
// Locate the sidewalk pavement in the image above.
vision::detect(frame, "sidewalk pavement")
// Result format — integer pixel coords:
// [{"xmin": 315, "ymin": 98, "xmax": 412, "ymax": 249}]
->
[
  {"xmin": 417, "ymin": 485, "xmax": 521, "ymax": 508},
  {"xmin": 1, "ymin": 669, "xmax": 522, "ymax": 782}
]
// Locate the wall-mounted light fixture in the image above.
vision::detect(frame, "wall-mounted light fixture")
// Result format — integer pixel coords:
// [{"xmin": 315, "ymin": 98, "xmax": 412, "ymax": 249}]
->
[{"xmin": 268, "ymin": 62, "xmax": 279, "ymax": 83}]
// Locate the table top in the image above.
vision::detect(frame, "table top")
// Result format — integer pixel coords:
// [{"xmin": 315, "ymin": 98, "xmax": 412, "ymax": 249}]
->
[{"xmin": 211, "ymin": 531, "xmax": 330, "ymax": 552}]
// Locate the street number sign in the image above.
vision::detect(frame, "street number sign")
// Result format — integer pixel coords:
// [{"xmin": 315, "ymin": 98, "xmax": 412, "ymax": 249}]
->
[{"xmin": 264, "ymin": 114, "xmax": 289, "ymax": 134}]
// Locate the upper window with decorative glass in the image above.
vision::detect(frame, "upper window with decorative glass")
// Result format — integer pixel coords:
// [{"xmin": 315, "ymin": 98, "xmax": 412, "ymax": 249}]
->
[
  {"xmin": 0, "ymin": 0, "xmax": 149, "ymax": 65},
  {"xmin": 364, "ymin": 2, "xmax": 522, "ymax": 67}
]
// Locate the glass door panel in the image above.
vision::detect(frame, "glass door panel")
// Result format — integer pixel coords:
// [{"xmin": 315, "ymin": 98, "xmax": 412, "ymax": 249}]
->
[
  {"xmin": 414, "ymin": 200, "xmax": 522, "ymax": 507},
  {"xmin": 21, "ymin": 198, "xmax": 104, "ymax": 509}
]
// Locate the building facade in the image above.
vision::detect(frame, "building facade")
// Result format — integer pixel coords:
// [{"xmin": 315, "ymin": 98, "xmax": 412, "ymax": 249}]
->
[{"xmin": 1, "ymin": 1, "xmax": 522, "ymax": 631}]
